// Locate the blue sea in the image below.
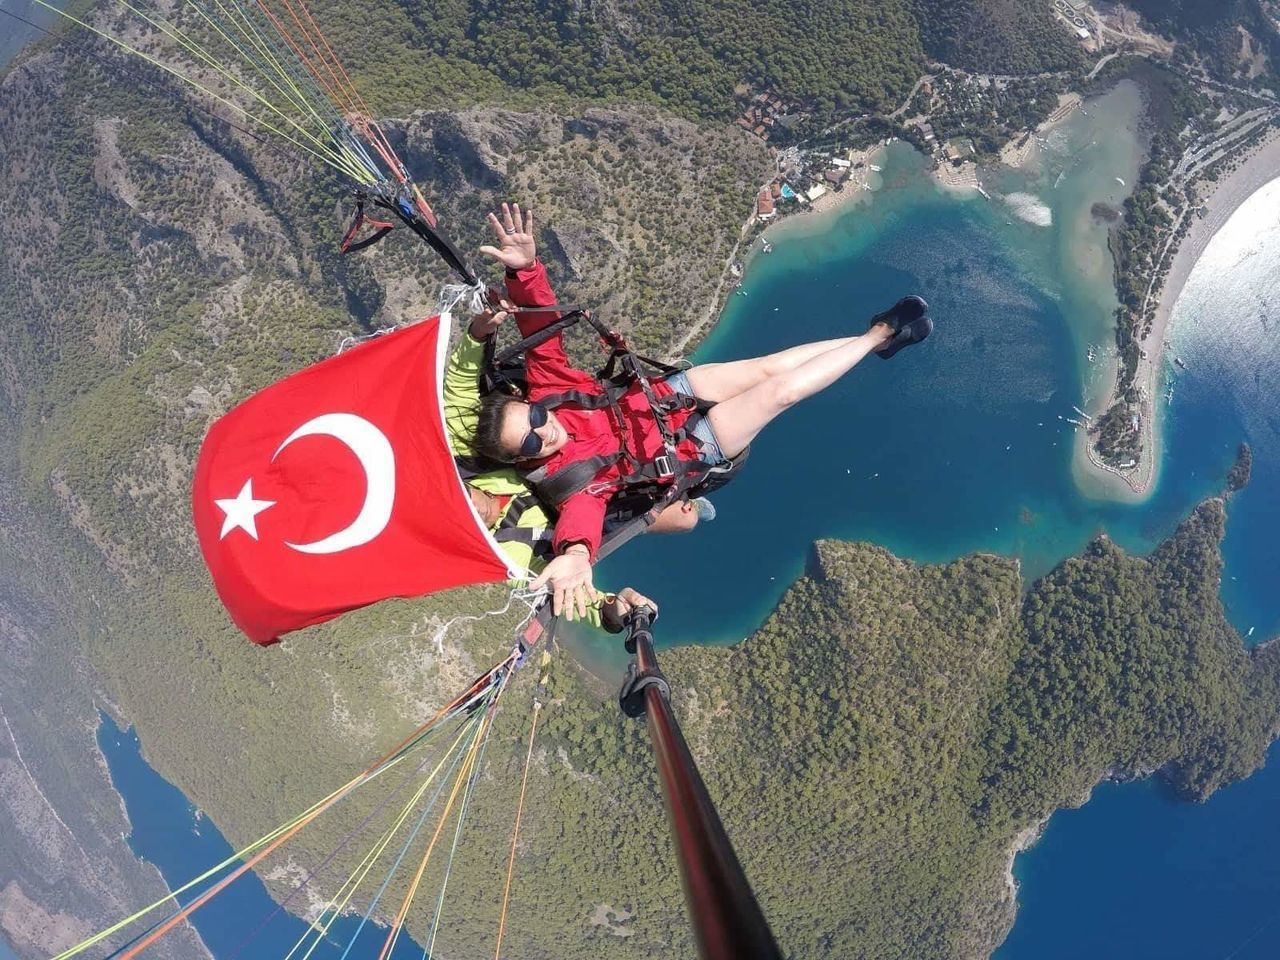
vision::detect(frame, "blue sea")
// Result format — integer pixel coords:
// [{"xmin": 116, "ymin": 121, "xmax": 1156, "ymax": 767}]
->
[
  {"xmin": 30, "ymin": 81, "xmax": 1280, "ymax": 959},
  {"xmin": 96, "ymin": 716, "xmax": 428, "ymax": 960},
  {"xmin": 0, "ymin": 0, "xmax": 67, "ymax": 67}
]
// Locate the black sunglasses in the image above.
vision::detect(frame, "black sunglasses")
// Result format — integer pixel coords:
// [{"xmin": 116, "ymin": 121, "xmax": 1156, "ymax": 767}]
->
[{"xmin": 518, "ymin": 402, "xmax": 549, "ymax": 458}]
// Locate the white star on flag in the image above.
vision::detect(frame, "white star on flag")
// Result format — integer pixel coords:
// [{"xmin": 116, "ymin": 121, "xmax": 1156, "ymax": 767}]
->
[{"xmin": 214, "ymin": 479, "xmax": 275, "ymax": 541}]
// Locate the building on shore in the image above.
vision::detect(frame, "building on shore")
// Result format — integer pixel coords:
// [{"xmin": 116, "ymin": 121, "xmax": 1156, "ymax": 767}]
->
[
  {"xmin": 757, "ymin": 189, "xmax": 776, "ymax": 220},
  {"xmin": 944, "ymin": 138, "xmax": 976, "ymax": 162},
  {"xmin": 824, "ymin": 168, "xmax": 851, "ymax": 189}
]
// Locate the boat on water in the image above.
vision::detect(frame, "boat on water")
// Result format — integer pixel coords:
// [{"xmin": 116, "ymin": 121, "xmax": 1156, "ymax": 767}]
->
[
  {"xmin": 1247, "ymin": 627, "xmax": 1256, "ymax": 638},
  {"xmin": 1174, "ymin": 356, "xmax": 1188, "ymax": 370},
  {"xmin": 976, "ymin": 186, "xmax": 991, "ymax": 200},
  {"xmin": 1115, "ymin": 176, "xmax": 1126, "ymax": 186},
  {"xmin": 761, "ymin": 239, "xmax": 773, "ymax": 254},
  {"xmin": 868, "ymin": 164, "xmax": 882, "ymax": 172}
]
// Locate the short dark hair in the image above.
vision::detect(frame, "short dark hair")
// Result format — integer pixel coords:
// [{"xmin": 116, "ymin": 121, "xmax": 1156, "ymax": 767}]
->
[{"xmin": 474, "ymin": 393, "xmax": 523, "ymax": 462}]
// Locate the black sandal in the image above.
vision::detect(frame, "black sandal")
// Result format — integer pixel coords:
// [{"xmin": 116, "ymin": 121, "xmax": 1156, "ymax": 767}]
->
[
  {"xmin": 868, "ymin": 295, "xmax": 928, "ymax": 333},
  {"xmin": 877, "ymin": 315, "xmax": 933, "ymax": 359}
]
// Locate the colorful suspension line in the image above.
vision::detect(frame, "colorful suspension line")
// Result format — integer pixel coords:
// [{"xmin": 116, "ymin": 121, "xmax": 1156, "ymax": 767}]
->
[
  {"xmin": 6, "ymin": 0, "xmax": 481, "ymax": 285},
  {"xmin": 18, "ymin": 0, "xmax": 374, "ymax": 184},
  {"xmin": 51, "ymin": 659, "xmax": 510, "ymax": 960},
  {"xmin": 224, "ymin": 700, "xmax": 491, "ymax": 960},
  {"xmin": 375, "ymin": 666, "xmax": 514, "ymax": 960},
  {"xmin": 281, "ymin": 699, "xmax": 494, "ymax": 960},
  {"xmin": 493, "ymin": 650, "xmax": 553, "ymax": 959}
]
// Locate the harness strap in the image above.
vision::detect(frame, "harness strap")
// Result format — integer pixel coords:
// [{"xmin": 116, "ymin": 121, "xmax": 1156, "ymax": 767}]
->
[
  {"xmin": 536, "ymin": 389, "xmax": 618, "ymax": 412},
  {"xmin": 496, "ymin": 493, "xmax": 538, "ymax": 531},
  {"xmin": 524, "ymin": 453, "xmax": 624, "ymax": 507},
  {"xmin": 494, "ymin": 524, "xmax": 554, "ymax": 562},
  {"xmin": 491, "ymin": 310, "xmax": 588, "ymax": 369},
  {"xmin": 340, "ymin": 195, "xmax": 394, "ymax": 253},
  {"xmin": 372, "ymin": 193, "xmax": 479, "ymax": 286}
]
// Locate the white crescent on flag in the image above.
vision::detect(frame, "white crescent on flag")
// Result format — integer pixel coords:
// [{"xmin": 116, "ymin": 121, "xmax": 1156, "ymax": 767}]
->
[{"xmin": 272, "ymin": 412, "xmax": 396, "ymax": 555}]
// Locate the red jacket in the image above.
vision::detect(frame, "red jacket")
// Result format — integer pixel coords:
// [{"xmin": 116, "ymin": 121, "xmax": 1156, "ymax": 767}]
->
[{"xmin": 505, "ymin": 260, "xmax": 702, "ymax": 559}]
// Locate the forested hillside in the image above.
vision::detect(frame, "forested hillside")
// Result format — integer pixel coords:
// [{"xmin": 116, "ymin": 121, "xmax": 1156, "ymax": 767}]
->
[
  {"xmin": 73, "ymin": 492, "xmax": 1278, "ymax": 960},
  {"xmin": 305, "ymin": 0, "xmax": 1086, "ymax": 124},
  {"xmin": 1128, "ymin": 0, "xmax": 1280, "ymax": 85},
  {"xmin": 914, "ymin": 0, "xmax": 1086, "ymax": 75}
]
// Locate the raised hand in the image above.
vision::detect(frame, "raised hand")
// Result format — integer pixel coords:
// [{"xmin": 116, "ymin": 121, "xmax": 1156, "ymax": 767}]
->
[{"xmin": 478, "ymin": 202, "xmax": 536, "ymax": 272}]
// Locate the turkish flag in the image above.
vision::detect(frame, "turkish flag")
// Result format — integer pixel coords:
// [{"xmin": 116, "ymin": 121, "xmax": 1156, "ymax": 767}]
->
[{"xmin": 192, "ymin": 317, "xmax": 515, "ymax": 645}]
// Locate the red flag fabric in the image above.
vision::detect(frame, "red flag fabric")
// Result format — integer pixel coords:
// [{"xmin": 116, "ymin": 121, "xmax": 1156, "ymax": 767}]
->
[{"xmin": 192, "ymin": 317, "xmax": 515, "ymax": 644}]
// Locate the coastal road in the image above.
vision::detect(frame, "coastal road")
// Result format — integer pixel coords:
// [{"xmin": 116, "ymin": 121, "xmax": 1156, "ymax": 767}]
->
[{"xmin": 1086, "ymin": 52, "xmax": 1119, "ymax": 81}]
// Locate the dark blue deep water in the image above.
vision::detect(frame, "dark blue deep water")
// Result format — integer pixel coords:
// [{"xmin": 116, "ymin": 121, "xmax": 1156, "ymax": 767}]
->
[
  {"xmin": 97, "ymin": 715, "xmax": 426, "ymax": 960},
  {"xmin": 994, "ymin": 741, "xmax": 1280, "ymax": 960}
]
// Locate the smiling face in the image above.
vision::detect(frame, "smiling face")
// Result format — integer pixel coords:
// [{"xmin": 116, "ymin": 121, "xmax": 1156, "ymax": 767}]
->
[{"xmin": 500, "ymin": 402, "xmax": 569, "ymax": 460}]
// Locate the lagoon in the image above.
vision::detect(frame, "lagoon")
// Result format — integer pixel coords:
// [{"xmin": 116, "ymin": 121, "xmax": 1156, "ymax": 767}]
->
[{"xmin": 599, "ymin": 81, "xmax": 1260, "ymax": 650}]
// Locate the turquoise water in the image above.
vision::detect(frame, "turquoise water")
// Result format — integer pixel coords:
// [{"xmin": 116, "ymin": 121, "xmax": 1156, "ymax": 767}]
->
[
  {"xmin": 989, "ymin": 179, "xmax": 1280, "ymax": 960},
  {"xmin": 593, "ymin": 84, "xmax": 1280, "ymax": 957},
  {"xmin": 0, "ymin": 933, "xmax": 17, "ymax": 960},
  {"xmin": 97, "ymin": 715, "xmax": 428, "ymax": 960},
  {"xmin": 599, "ymin": 84, "xmax": 1272, "ymax": 650}
]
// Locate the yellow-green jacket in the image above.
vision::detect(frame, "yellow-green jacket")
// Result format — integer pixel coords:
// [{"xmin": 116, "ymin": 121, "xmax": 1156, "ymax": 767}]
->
[{"xmin": 443, "ymin": 327, "xmax": 606, "ymax": 628}]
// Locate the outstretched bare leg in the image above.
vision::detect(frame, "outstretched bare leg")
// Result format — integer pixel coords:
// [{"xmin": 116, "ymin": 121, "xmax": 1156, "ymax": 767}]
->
[
  {"xmin": 706, "ymin": 323, "xmax": 895, "ymax": 458},
  {"xmin": 683, "ymin": 334, "xmax": 866, "ymax": 403}
]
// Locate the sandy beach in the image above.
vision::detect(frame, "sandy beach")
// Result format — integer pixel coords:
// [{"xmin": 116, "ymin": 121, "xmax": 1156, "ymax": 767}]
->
[
  {"xmin": 998, "ymin": 93, "xmax": 1082, "ymax": 170},
  {"xmin": 1083, "ymin": 127, "xmax": 1280, "ymax": 499},
  {"xmin": 796, "ymin": 143, "xmax": 886, "ymax": 218},
  {"xmin": 1145, "ymin": 129, "xmax": 1280, "ymax": 374}
]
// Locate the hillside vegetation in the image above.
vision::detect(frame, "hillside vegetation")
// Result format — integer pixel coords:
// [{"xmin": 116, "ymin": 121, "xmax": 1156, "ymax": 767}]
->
[
  {"xmin": 1128, "ymin": 0, "xmax": 1280, "ymax": 86},
  {"xmin": 254, "ymin": 0, "xmax": 1086, "ymax": 125},
  {"xmin": 79, "ymin": 496, "xmax": 1280, "ymax": 960}
]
